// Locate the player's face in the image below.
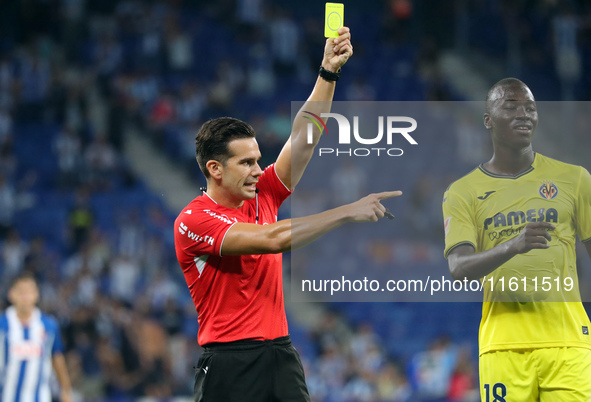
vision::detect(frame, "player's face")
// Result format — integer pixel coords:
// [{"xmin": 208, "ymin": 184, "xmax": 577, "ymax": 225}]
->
[
  {"xmin": 8, "ymin": 279, "xmax": 39, "ymax": 313},
  {"xmin": 221, "ymin": 138, "xmax": 263, "ymax": 204},
  {"xmin": 485, "ymin": 84, "xmax": 538, "ymax": 150}
]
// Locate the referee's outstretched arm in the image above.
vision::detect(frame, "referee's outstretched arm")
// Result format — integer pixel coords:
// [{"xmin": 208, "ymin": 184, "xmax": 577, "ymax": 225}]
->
[{"xmin": 221, "ymin": 191, "xmax": 402, "ymax": 255}]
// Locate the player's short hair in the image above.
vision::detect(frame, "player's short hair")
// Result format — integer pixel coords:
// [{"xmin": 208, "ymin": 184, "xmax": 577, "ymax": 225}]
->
[
  {"xmin": 195, "ymin": 117, "xmax": 256, "ymax": 179},
  {"xmin": 486, "ymin": 77, "xmax": 530, "ymax": 112},
  {"xmin": 9, "ymin": 271, "xmax": 38, "ymax": 289}
]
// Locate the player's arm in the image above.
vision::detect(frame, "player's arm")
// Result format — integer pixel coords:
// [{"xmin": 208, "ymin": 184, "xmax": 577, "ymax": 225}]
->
[
  {"xmin": 52, "ymin": 353, "xmax": 73, "ymax": 402},
  {"xmin": 221, "ymin": 191, "xmax": 401, "ymax": 255},
  {"xmin": 447, "ymin": 222, "xmax": 556, "ymax": 281},
  {"xmin": 274, "ymin": 27, "xmax": 353, "ymax": 190},
  {"xmin": 575, "ymin": 168, "xmax": 591, "ymax": 259}
]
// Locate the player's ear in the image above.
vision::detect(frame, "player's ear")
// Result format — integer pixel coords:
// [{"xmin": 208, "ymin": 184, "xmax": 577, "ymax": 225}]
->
[
  {"xmin": 483, "ymin": 113, "xmax": 492, "ymax": 130},
  {"xmin": 32, "ymin": 286, "xmax": 39, "ymax": 305},
  {"xmin": 7, "ymin": 288, "xmax": 15, "ymax": 304},
  {"xmin": 206, "ymin": 160, "xmax": 223, "ymax": 180}
]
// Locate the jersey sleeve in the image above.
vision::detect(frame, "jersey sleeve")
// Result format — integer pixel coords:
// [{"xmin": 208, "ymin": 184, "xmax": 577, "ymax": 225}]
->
[
  {"xmin": 256, "ymin": 164, "xmax": 293, "ymax": 210},
  {"xmin": 0, "ymin": 315, "xmax": 7, "ymax": 371},
  {"xmin": 44, "ymin": 316, "xmax": 64, "ymax": 355},
  {"xmin": 442, "ymin": 184, "xmax": 478, "ymax": 258},
  {"xmin": 175, "ymin": 208, "xmax": 236, "ymax": 258},
  {"xmin": 575, "ymin": 167, "xmax": 591, "ymax": 242}
]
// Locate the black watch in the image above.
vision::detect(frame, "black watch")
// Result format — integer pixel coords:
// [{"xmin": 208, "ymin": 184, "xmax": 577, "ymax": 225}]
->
[{"xmin": 319, "ymin": 66, "xmax": 341, "ymax": 81}]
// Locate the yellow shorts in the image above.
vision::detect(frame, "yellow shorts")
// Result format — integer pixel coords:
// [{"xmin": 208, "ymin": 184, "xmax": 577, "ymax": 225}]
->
[{"xmin": 479, "ymin": 347, "xmax": 591, "ymax": 402}]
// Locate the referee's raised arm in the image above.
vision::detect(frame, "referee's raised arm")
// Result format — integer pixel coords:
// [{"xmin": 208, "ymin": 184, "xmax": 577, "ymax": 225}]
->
[{"xmin": 274, "ymin": 27, "xmax": 353, "ymax": 191}]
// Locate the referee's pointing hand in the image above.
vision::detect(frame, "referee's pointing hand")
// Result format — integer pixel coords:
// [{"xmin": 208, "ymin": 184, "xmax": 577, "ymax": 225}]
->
[{"xmin": 345, "ymin": 191, "xmax": 403, "ymax": 223}]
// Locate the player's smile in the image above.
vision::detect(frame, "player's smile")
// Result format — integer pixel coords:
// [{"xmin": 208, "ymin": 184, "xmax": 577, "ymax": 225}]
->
[{"xmin": 512, "ymin": 122, "xmax": 533, "ymax": 135}]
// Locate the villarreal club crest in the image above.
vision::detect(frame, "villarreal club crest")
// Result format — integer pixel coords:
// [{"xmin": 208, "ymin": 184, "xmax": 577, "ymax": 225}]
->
[{"xmin": 539, "ymin": 181, "xmax": 558, "ymax": 200}]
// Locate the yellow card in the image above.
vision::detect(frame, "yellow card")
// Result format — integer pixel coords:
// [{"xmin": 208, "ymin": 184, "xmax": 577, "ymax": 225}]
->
[{"xmin": 325, "ymin": 3, "xmax": 344, "ymax": 38}]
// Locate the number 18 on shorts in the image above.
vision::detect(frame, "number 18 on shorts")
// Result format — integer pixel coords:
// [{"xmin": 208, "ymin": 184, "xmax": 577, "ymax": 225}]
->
[{"xmin": 480, "ymin": 348, "xmax": 591, "ymax": 402}]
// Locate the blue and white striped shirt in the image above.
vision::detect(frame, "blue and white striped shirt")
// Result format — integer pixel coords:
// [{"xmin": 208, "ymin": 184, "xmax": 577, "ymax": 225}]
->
[{"xmin": 0, "ymin": 307, "xmax": 64, "ymax": 402}]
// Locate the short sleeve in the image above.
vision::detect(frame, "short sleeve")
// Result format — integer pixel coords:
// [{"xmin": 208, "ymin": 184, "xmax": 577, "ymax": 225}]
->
[
  {"xmin": 175, "ymin": 208, "xmax": 236, "ymax": 258},
  {"xmin": 45, "ymin": 316, "xmax": 64, "ymax": 355},
  {"xmin": 442, "ymin": 185, "xmax": 478, "ymax": 258},
  {"xmin": 0, "ymin": 315, "xmax": 7, "ymax": 370},
  {"xmin": 575, "ymin": 167, "xmax": 591, "ymax": 242},
  {"xmin": 256, "ymin": 164, "xmax": 293, "ymax": 210}
]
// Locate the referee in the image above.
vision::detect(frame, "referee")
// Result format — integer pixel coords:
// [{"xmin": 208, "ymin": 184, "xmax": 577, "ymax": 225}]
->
[{"xmin": 174, "ymin": 27, "xmax": 401, "ymax": 401}]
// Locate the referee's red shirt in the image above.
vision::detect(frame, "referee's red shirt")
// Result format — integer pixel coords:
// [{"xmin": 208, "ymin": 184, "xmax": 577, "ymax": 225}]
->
[{"xmin": 174, "ymin": 164, "xmax": 292, "ymax": 346}]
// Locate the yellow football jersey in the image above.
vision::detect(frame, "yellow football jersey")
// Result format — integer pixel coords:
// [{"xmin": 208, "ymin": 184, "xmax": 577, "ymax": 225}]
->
[{"xmin": 443, "ymin": 153, "xmax": 591, "ymax": 355}]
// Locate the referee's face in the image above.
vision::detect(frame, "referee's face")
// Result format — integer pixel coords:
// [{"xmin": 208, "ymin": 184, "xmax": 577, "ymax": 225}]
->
[
  {"xmin": 219, "ymin": 138, "xmax": 263, "ymax": 207},
  {"xmin": 485, "ymin": 84, "xmax": 538, "ymax": 150}
]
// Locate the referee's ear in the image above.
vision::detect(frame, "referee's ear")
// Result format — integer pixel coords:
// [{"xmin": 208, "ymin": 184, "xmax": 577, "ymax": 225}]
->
[{"xmin": 206, "ymin": 160, "xmax": 223, "ymax": 180}]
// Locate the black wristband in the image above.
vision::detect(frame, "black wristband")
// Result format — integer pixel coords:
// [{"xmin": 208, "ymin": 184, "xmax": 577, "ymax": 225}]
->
[{"xmin": 319, "ymin": 66, "xmax": 341, "ymax": 81}]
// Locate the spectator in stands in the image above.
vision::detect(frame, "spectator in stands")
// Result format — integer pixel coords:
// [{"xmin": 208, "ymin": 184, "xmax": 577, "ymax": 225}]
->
[
  {"xmin": 208, "ymin": 60, "xmax": 243, "ymax": 113},
  {"xmin": 0, "ymin": 55, "xmax": 16, "ymax": 110},
  {"xmin": 16, "ymin": 51, "xmax": 52, "ymax": 122},
  {"xmin": 1, "ymin": 229, "xmax": 27, "ymax": 285},
  {"xmin": 165, "ymin": 23, "xmax": 193, "ymax": 73},
  {"xmin": 0, "ymin": 172, "xmax": 15, "ymax": 238},
  {"xmin": 376, "ymin": 362, "xmax": 412, "ymax": 401},
  {"xmin": 67, "ymin": 189, "xmax": 94, "ymax": 252},
  {"xmin": 345, "ymin": 77, "xmax": 376, "ymax": 101},
  {"xmin": 553, "ymin": 4, "xmax": 582, "ymax": 100},
  {"xmin": 108, "ymin": 254, "xmax": 140, "ymax": 303},
  {"xmin": 269, "ymin": 7, "xmax": 300, "ymax": 76},
  {"xmin": 53, "ymin": 127, "xmax": 82, "ymax": 188},
  {"xmin": 175, "ymin": 81, "xmax": 206, "ymax": 125},
  {"xmin": 447, "ymin": 348, "xmax": 478, "ymax": 401},
  {"xmin": 330, "ymin": 160, "xmax": 365, "ymax": 206},
  {"xmin": 94, "ymin": 34, "xmax": 123, "ymax": 97},
  {"xmin": 84, "ymin": 134, "xmax": 118, "ymax": 190},
  {"xmin": 409, "ymin": 335, "xmax": 457, "ymax": 399},
  {"xmin": 0, "ymin": 107, "xmax": 12, "ymax": 141}
]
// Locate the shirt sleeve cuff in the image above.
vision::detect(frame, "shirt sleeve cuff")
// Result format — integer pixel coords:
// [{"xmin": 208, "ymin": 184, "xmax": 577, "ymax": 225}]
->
[
  {"xmin": 444, "ymin": 241, "xmax": 476, "ymax": 259},
  {"xmin": 217, "ymin": 222, "xmax": 238, "ymax": 256},
  {"xmin": 273, "ymin": 164, "xmax": 293, "ymax": 193}
]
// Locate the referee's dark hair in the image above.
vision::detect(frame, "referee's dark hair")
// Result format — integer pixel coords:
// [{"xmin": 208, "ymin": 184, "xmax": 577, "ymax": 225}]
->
[{"xmin": 195, "ymin": 117, "xmax": 256, "ymax": 179}]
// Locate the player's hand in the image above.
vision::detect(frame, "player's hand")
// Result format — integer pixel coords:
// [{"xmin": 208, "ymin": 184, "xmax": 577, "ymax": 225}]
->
[
  {"xmin": 322, "ymin": 27, "xmax": 353, "ymax": 72},
  {"xmin": 508, "ymin": 222, "xmax": 556, "ymax": 254},
  {"xmin": 344, "ymin": 191, "xmax": 402, "ymax": 223}
]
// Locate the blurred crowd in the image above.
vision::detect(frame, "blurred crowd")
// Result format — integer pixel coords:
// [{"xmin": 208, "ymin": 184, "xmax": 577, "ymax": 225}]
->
[
  {"xmin": 0, "ymin": 0, "xmax": 591, "ymax": 400},
  {"xmin": 304, "ymin": 311, "xmax": 478, "ymax": 402}
]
